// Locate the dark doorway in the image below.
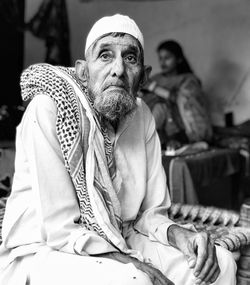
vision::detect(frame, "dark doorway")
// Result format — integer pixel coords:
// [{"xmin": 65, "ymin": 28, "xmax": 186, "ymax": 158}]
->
[{"xmin": 0, "ymin": 0, "xmax": 25, "ymax": 107}]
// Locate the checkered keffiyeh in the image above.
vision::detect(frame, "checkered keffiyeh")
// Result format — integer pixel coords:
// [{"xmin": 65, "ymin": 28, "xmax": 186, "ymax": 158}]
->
[{"xmin": 20, "ymin": 63, "xmax": 126, "ymax": 250}]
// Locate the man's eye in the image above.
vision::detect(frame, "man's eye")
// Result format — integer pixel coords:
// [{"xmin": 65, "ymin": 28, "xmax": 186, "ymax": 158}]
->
[
  {"xmin": 125, "ymin": 55, "xmax": 137, "ymax": 64},
  {"xmin": 99, "ymin": 52, "xmax": 112, "ymax": 61}
]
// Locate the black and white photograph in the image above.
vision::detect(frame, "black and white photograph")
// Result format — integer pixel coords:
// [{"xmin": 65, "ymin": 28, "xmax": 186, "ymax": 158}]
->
[{"xmin": 0, "ymin": 0, "xmax": 250, "ymax": 284}]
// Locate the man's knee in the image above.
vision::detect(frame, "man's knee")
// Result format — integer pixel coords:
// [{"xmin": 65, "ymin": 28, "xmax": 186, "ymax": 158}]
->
[
  {"xmin": 112, "ymin": 262, "xmax": 153, "ymax": 285},
  {"xmin": 30, "ymin": 251, "xmax": 153, "ymax": 285}
]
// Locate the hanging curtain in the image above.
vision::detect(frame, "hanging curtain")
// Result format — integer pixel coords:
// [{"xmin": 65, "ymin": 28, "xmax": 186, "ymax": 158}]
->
[
  {"xmin": 27, "ymin": 0, "xmax": 71, "ymax": 66},
  {"xmin": 0, "ymin": 0, "xmax": 24, "ymax": 31}
]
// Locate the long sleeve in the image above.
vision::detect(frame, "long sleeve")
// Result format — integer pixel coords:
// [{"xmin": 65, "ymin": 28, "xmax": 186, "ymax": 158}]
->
[
  {"xmin": 18, "ymin": 95, "xmax": 116, "ymax": 255},
  {"xmin": 127, "ymin": 101, "xmax": 194, "ymax": 246},
  {"xmin": 133, "ymin": 106, "xmax": 175, "ymax": 245}
]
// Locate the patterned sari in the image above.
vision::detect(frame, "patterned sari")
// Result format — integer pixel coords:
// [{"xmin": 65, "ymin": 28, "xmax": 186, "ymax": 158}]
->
[{"xmin": 142, "ymin": 73, "xmax": 213, "ymax": 147}]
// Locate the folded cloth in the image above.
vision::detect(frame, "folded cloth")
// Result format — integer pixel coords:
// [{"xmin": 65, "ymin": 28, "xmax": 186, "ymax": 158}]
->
[{"xmin": 169, "ymin": 158, "xmax": 198, "ymax": 204}]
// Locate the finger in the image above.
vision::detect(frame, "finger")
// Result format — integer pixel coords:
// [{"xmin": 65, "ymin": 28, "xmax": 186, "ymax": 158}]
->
[
  {"xmin": 184, "ymin": 236, "xmax": 197, "ymax": 269},
  {"xmin": 203, "ymin": 263, "xmax": 220, "ymax": 284},
  {"xmin": 193, "ymin": 233, "xmax": 209, "ymax": 277},
  {"xmin": 195, "ymin": 240, "xmax": 216, "ymax": 281},
  {"xmin": 209, "ymin": 266, "xmax": 220, "ymax": 284},
  {"xmin": 203, "ymin": 249, "xmax": 220, "ymax": 284},
  {"xmin": 186, "ymin": 255, "xmax": 196, "ymax": 269}
]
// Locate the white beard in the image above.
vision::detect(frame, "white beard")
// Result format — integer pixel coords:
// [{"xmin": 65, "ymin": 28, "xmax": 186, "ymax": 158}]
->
[{"xmin": 91, "ymin": 88, "xmax": 136, "ymax": 122}]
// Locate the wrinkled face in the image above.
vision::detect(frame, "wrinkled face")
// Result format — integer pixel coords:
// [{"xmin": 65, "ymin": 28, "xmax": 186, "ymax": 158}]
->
[
  {"xmin": 158, "ymin": 49, "xmax": 178, "ymax": 75},
  {"xmin": 85, "ymin": 34, "xmax": 144, "ymax": 122}
]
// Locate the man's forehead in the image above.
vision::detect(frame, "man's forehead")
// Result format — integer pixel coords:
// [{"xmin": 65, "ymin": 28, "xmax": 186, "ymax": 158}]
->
[{"xmin": 92, "ymin": 34, "xmax": 140, "ymax": 52}]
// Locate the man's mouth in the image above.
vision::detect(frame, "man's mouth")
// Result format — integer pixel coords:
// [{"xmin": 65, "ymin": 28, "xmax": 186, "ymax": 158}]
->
[{"xmin": 103, "ymin": 82, "xmax": 128, "ymax": 92}]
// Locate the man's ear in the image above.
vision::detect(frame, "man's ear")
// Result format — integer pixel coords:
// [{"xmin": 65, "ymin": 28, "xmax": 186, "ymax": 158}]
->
[
  {"xmin": 75, "ymin": 60, "xmax": 87, "ymax": 81},
  {"xmin": 140, "ymin": 65, "xmax": 152, "ymax": 87}
]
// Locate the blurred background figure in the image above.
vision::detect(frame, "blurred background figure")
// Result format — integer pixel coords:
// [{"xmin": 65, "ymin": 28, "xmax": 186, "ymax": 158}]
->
[{"xmin": 141, "ymin": 40, "xmax": 213, "ymax": 150}]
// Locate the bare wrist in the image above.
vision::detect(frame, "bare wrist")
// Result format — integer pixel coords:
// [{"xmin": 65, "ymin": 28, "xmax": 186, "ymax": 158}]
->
[
  {"xmin": 155, "ymin": 86, "xmax": 170, "ymax": 100},
  {"xmin": 147, "ymin": 81, "xmax": 157, "ymax": 92}
]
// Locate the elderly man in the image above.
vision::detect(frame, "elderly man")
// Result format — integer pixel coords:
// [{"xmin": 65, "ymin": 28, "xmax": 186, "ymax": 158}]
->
[{"xmin": 0, "ymin": 14, "xmax": 235, "ymax": 285}]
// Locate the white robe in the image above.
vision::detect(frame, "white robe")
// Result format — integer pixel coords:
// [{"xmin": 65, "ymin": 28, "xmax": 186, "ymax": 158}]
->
[{"xmin": 0, "ymin": 95, "xmax": 236, "ymax": 284}]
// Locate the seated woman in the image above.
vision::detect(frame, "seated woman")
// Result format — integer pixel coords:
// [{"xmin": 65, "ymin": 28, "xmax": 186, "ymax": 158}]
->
[{"xmin": 141, "ymin": 40, "xmax": 213, "ymax": 150}]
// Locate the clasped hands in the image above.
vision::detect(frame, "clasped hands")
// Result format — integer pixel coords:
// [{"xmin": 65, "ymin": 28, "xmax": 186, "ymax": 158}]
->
[{"xmin": 168, "ymin": 224, "xmax": 220, "ymax": 285}]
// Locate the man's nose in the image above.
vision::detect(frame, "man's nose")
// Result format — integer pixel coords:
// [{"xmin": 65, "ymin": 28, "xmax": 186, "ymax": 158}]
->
[{"xmin": 111, "ymin": 56, "xmax": 125, "ymax": 77}]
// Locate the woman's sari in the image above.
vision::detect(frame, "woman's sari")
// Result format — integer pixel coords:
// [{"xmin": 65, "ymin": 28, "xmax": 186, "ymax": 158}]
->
[{"xmin": 142, "ymin": 73, "xmax": 213, "ymax": 147}]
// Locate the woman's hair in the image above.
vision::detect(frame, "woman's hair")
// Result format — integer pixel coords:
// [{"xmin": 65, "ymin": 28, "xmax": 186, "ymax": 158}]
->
[{"xmin": 157, "ymin": 40, "xmax": 193, "ymax": 74}]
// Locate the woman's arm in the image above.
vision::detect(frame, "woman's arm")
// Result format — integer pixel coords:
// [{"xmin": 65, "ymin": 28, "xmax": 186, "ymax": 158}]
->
[{"xmin": 144, "ymin": 80, "xmax": 170, "ymax": 100}]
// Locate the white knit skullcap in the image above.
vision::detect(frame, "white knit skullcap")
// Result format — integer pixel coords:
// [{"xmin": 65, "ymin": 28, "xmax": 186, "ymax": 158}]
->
[{"xmin": 85, "ymin": 14, "xmax": 144, "ymax": 55}]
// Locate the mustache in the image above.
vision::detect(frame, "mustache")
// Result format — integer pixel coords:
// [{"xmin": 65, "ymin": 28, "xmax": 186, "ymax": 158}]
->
[{"xmin": 103, "ymin": 80, "xmax": 129, "ymax": 92}]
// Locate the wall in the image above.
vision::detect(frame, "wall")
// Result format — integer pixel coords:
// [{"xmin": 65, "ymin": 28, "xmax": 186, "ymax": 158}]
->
[{"xmin": 25, "ymin": 0, "xmax": 250, "ymax": 126}]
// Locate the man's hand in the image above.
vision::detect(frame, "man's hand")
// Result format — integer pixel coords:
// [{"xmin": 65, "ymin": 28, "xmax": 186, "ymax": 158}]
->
[
  {"xmin": 95, "ymin": 252, "xmax": 174, "ymax": 285},
  {"xmin": 168, "ymin": 225, "xmax": 220, "ymax": 285}
]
